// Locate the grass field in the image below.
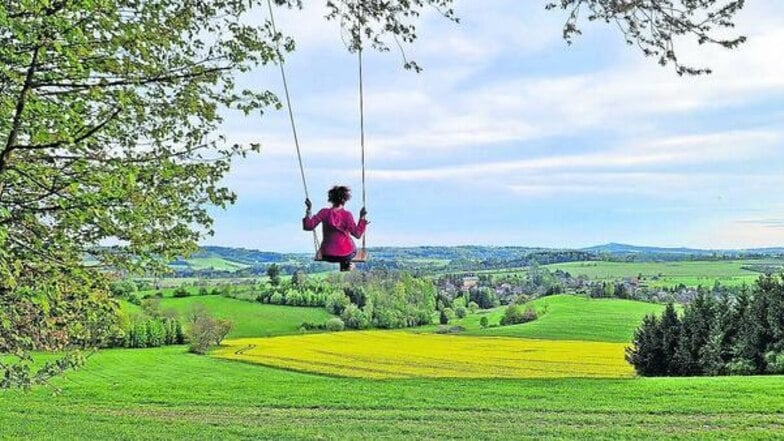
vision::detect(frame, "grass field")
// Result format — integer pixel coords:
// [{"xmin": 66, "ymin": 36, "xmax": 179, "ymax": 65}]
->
[
  {"xmin": 121, "ymin": 296, "xmax": 334, "ymax": 338},
  {"xmin": 417, "ymin": 295, "xmax": 666, "ymax": 342},
  {"xmin": 5, "ymin": 292, "xmax": 784, "ymax": 439},
  {"xmin": 544, "ymin": 260, "xmax": 779, "ymax": 287},
  {"xmin": 216, "ymin": 331, "xmax": 633, "ymax": 379},
  {"xmin": 2, "ymin": 346, "xmax": 784, "ymax": 440}
]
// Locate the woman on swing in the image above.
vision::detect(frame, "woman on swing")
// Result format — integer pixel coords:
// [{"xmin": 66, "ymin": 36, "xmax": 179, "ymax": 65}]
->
[{"xmin": 303, "ymin": 185, "xmax": 368, "ymax": 272}]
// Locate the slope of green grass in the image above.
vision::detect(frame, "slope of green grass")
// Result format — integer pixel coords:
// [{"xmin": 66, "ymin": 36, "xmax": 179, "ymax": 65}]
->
[
  {"xmin": 121, "ymin": 296, "xmax": 333, "ymax": 338},
  {"xmin": 417, "ymin": 295, "xmax": 665, "ymax": 343},
  {"xmin": 2, "ymin": 346, "xmax": 783, "ymax": 440},
  {"xmin": 544, "ymin": 260, "xmax": 778, "ymax": 288}
]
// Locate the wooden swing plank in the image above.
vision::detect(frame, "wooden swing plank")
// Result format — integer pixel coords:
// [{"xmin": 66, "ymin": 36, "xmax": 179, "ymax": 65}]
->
[{"xmin": 313, "ymin": 249, "xmax": 369, "ymax": 263}]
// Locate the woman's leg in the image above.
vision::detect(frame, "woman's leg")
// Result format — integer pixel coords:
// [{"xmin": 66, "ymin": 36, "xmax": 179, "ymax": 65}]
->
[{"xmin": 339, "ymin": 251, "xmax": 358, "ymax": 272}]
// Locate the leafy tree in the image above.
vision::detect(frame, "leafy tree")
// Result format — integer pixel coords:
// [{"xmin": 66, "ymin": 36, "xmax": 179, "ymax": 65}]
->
[
  {"xmin": 626, "ymin": 314, "xmax": 666, "ymax": 376},
  {"xmin": 325, "ymin": 318, "xmax": 345, "ymax": 332},
  {"xmin": 658, "ymin": 303, "xmax": 681, "ymax": 375},
  {"xmin": 674, "ymin": 293, "xmax": 715, "ymax": 375},
  {"xmin": 186, "ymin": 306, "xmax": 233, "ymax": 354},
  {"xmin": 479, "ymin": 316, "xmax": 489, "ymax": 329},
  {"xmin": 545, "ymin": 0, "xmax": 746, "ymax": 75},
  {"xmin": 267, "ymin": 264, "xmax": 282, "ymax": 287},
  {"xmin": 455, "ymin": 306, "xmax": 467, "ymax": 319}
]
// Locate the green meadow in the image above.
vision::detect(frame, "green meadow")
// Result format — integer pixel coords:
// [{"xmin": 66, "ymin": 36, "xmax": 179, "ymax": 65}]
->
[
  {"xmin": 2, "ymin": 345, "xmax": 783, "ymax": 440},
  {"xmin": 416, "ymin": 295, "xmax": 667, "ymax": 342},
  {"xmin": 4, "ymin": 293, "xmax": 784, "ymax": 439},
  {"xmin": 544, "ymin": 260, "xmax": 780, "ymax": 288}
]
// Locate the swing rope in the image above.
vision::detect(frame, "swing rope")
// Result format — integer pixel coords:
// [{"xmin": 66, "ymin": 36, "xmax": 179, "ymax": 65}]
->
[
  {"xmin": 266, "ymin": 0, "xmax": 319, "ymax": 254},
  {"xmin": 358, "ymin": 44, "xmax": 367, "ymax": 255}
]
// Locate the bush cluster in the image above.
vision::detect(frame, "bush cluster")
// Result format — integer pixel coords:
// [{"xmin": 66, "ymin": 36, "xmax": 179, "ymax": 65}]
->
[{"xmin": 499, "ymin": 304, "xmax": 538, "ymax": 326}]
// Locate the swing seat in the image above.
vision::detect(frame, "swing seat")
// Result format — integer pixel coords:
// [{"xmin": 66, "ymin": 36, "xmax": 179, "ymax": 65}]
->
[{"xmin": 314, "ymin": 249, "xmax": 369, "ymax": 263}]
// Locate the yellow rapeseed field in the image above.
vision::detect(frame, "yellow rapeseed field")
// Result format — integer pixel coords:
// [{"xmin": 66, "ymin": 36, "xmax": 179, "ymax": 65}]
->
[{"xmin": 214, "ymin": 331, "xmax": 634, "ymax": 379}]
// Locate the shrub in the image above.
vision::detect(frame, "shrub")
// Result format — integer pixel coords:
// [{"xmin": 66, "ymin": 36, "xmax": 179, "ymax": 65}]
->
[
  {"xmin": 269, "ymin": 292, "xmax": 284, "ymax": 305},
  {"xmin": 455, "ymin": 306, "xmax": 467, "ymax": 319},
  {"xmin": 141, "ymin": 298, "xmax": 161, "ymax": 317},
  {"xmin": 109, "ymin": 280, "xmax": 138, "ymax": 298},
  {"xmin": 765, "ymin": 352, "xmax": 784, "ymax": 375},
  {"xmin": 198, "ymin": 287, "xmax": 209, "ymax": 296},
  {"xmin": 299, "ymin": 321, "xmax": 325, "ymax": 331},
  {"xmin": 448, "ymin": 326, "xmax": 465, "ymax": 334},
  {"xmin": 499, "ymin": 305, "xmax": 537, "ymax": 326},
  {"xmin": 325, "ymin": 318, "xmax": 346, "ymax": 332},
  {"xmin": 326, "ymin": 292, "xmax": 351, "ymax": 315},
  {"xmin": 186, "ymin": 306, "xmax": 234, "ymax": 354},
  {"xmin": 479, "ymin": 316, "xmax": 489, "ymax": 328},
  {"xmin": 127, "ymin": 294, "xmax": 142, "ymax": 305},
  {"xmin": 727, "ymin": 359, "xmax": 756, "ymax": 376},
  {"xmin": 435, "ymin": 325, "xmax": 449, "ymax": 334},
  {"xmin": 341, "ymin": 304, "xmax": 370, "ymax": 330},
  {"xmin": 439, "ymin": 309, "xmax": 449, "ymax": 325},
  {"xmin": 468, "ymin": 301, "xmax": 479, "ymax": 314},
  {"xmin": 173, "ymin": 287, "xmax": 190, "ymax": 298}
]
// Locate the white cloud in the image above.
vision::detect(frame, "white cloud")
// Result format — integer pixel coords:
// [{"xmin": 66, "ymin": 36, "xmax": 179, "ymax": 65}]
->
[{"xmin": 367, "ymin": 129, "xmax": 782, "ymax": 182}]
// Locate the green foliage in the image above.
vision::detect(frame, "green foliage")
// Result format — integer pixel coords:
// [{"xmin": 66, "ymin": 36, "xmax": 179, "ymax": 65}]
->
[
  {"xmin": 627, "ymin": 276, "xmax": 784, "ymax": 376},
  {"xmin": 337, "ymin": 271, "xmax": 436, "ymax": 329},
  {"xmin": 186, "ymin": 305, "xmax": 234, "ymax": 355},
  {"xmin": 439, "ymin": 309, "xmax": 449, "ymax": 325},
  {"xmin": 479, "ymin": 316, "xmax": 489, "ymax": 329},
  {"xmin": 173, "ymin": 287, "xmax": 191, "ymax": 298},
  {"xmin": 546, "ymin": 0, "xmax": 745, "ymax": 76},
  {"xmin": 455, "ymin": 306, "xmax": 467, "ymax": 319},
  {"xmin": 341, "ymin": 304, "xmax": 370, "ymax": 330},
  {"xmin": 109, "ymin": 280, "xmax": 138, "ymax": 298},
  {"xmin": 267, "ymin": 265, "xmax": 282, "ymax": 287},
  {"xmin": 499, "ymin": 305, "xmax": 538, "ymax": 326},
  {"xmin": 122, "ymin": 317, "xmax": 184, "ymax": 349},
  {"xmin": 325, "ymin": 318, "xmax": 345, "ymax": 332},
  {"xmin": 470, "ymin": 287, "xmax": 500, "ymax": 309}
]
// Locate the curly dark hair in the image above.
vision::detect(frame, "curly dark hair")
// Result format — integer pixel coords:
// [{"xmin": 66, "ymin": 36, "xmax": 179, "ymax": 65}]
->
[{"xmin": 327, "ymin": 185, "xmax": 351, "ymax": 206}]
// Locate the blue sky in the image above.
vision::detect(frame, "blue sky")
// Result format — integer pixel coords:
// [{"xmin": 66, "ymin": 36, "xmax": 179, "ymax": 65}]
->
[{"xmin": 208, "ymin": 1, "xmax": 784, "ymax": 252}]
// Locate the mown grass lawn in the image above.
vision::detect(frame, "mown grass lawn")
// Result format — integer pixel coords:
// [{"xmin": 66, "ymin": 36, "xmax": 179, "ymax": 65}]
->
[{"xmin": 2, "ymin": 346, "xmax": 783, "ymax": 440}]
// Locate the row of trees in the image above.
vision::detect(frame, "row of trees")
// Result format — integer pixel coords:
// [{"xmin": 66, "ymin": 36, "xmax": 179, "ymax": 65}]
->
[
  {"xmin": 627, "ymin": 276, "xmax": 784, "ymax": 376},
  {"xmin": 121, "ymin": 317, "xmax": 185, "ymax": 349}
]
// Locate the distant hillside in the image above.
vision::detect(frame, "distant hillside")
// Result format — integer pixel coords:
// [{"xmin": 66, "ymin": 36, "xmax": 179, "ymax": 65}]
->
[
  {"xmin": 582, "ymin": 243, "xmax": 784, "ymax": 257},
  {"xmin": 581, "ymin": 243, "xmax": 719, "ymax": 256},
  {"xmin": 193, "ymin": 246, "xmax": 293, "ymax": 264},
  {"xmin": 164, "ymin": 243, "xmax": 784, "ymax": 275}
]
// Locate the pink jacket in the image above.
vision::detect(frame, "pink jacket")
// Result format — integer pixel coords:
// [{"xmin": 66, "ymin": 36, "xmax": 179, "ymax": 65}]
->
[{"xmin": 303, "ymin": 208, "xmax": 368, "ymax": 257}]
